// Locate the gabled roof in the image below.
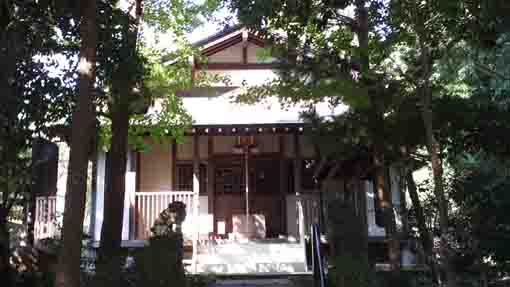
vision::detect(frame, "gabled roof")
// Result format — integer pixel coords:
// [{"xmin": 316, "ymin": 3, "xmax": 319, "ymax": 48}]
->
[
  {"xmin": 192, "ymin": 25, "xmax": 265, "ymax": 57},
  {"xmin": 192, "ymin": 24, "xmax": 244, "ymax": 47}
]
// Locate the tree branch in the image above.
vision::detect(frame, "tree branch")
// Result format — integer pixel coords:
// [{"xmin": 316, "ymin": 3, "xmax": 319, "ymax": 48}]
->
[{"xmin": 474, "ymin": 62, "xmax": 510, "ymax": 81}]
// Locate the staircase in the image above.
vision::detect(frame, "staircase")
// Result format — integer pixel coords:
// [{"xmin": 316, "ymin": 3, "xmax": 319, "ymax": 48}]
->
[
  {"xmin": 188, "ymin": 239, "xmax": 309, "ymax": 274},
  {"xmin": 211, "ymin": 276, "xmax": 313, "ymax": 287}
]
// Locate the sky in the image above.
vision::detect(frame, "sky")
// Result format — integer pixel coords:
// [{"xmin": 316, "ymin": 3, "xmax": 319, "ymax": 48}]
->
[{"xmin": 142, "ymin": 5, "xmax": 235, "ymax": 51}]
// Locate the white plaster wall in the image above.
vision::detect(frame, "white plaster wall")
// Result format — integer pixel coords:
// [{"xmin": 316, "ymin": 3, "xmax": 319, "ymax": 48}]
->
[
  {"xmin": 246, "ymin": 44, "xmax": 277, "ymax": 63},
  {"xmin": 208, "ymin": 42, "xmax": 243, "ymax": 63},
  {"xmin": 213, "ymin": 136, "xmax": 237, "ymax": 154},
  {"xmin": 207, "ymin": 42, "xmax": 276, "ymax": 64},
  {"xmin": 139, "ymin": 142, "xmax": 172, "ymax": 192},
  {"xmin": 176, "ymin": 136, "xmax": 208, "ymax": 160},
  {"xmin": 254, "ymin": 134, "xmax": 279, "ymax": 153},
  {"xmin": 176, "ymin": 137, "xmax": 193, "ymax": 160}
]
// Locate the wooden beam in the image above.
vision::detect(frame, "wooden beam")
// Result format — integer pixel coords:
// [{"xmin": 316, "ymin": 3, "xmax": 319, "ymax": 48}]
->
[
  {"xmin": 202, "ymin": 34, "xmax": 243, "ymax": 56},
  {"xmin": 195, "ymin": 63, "xmax": 280, "ymax": 70},
  {"xmin": 184, "ymin": 123, "xmax": 307, "ymax": 136},
  {"xmin": 247, "ymin": 35, "xmax": 265, "ymax": 47}
]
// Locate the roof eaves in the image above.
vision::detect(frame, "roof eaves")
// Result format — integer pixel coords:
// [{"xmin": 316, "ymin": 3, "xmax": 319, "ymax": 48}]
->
[{"xmin": 192, "ymin": 24, "xmax": 244, "ymax": 48}]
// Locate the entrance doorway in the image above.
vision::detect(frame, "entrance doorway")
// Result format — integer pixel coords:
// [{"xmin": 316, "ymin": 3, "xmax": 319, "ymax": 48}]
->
[{"xmin": 213, "ymin": 156, "xmax": 283, "ymax": 238}]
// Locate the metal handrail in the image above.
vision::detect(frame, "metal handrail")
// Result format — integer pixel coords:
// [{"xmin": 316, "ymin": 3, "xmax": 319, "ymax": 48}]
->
[{"xmin": 311, "ymin": 223, "xmax": 326, "ymax": 287}]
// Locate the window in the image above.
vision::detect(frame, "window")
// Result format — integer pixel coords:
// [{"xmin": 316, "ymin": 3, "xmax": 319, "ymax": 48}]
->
[
  {"xmin": 176, "ymin": 164, "xmax": 193, "ymax": 191},
  {"xmin": 215, "ymin": 166, "xmax": 245, "ymax": 194},
  {"xmin": 175, "ymin": 163, "xmax": 207, "ymax": 194}
]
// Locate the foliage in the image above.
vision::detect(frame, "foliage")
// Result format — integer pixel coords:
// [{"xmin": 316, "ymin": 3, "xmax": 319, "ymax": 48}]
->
[
  {"xmin": 328, "ymin": 255, "xmax": 376, "ymax": 287},
  {"xmin": 144, "ymin": 0, "xmax": 221, "ymax": 34},
  {"xmin": 0, "ymin": 0, "xmax": 75, "ymax": 215},
  {"xmin": 0, "ymin": 2, "xmax": 78, "ymax": 284},
  {"xmin": 94, "ymin": 0, "xmax": 226, "ymax": 152},
  {"xmin": 229, "ymin": 0, "xmax": 395, "ymax": 109},
  {"xmin": 228, "ymin": 0, "xmax": 510, "ymax": 284},
  {"xmin": 450, "ymin": 153, "xmax": 510, "ymax": 274},
  {"xmin": 134, "ymin": 234, "xmax": 185, "ymax": 287}
]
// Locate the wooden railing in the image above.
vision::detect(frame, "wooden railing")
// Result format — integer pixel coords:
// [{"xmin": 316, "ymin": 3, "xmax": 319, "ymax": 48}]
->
[
  {"xmin": 35, "ymin": 195, "xmax": 57, "ymax": 240},
  {"xmin": 135, "ymin": 191, "xmax": 195, "ymax": 239}
]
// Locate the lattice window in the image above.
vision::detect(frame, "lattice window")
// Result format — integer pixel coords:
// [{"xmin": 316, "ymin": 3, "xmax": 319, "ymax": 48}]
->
[{"xmin": 175, "ymin": 163, "xmax": 207, "ymax": 194}]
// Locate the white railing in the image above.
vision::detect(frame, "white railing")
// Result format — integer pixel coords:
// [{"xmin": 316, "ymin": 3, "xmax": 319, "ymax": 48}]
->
[
  {"xmin": 35, "ymin": 195, "xmax": 57, "ymax": 241},
  {"xmin": 134, "ymin": 191, "xmax": 195, "ymax": 239}
]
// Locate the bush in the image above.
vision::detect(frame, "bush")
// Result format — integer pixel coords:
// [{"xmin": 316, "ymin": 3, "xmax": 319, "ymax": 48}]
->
[
  {"xmin": 327, "ymin": 256, "xmax": 377, "ymax": 287},
  {"xmin": 134, "ymin": 234, "xmax": 185, "ymax": 287},
  {"xmin": 133, "ymin": 201, "xmax": 187, "ymax": 287}
]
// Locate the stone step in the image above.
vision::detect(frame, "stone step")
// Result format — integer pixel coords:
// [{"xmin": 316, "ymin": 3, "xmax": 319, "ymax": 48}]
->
[
  {"xmin": 211, "ymin": 274, "xmax": 314, "ymax": 287},
  {"xmin": 191, "ymin": 240, "xmax": 307, "ymax": 274},
  {"xmin": 195, "ymin": 262, "xmax": 307, "ymax": 274},
  {"xmin": 213, "ymin": 278, "xmax": 294, "ymax": 287}
]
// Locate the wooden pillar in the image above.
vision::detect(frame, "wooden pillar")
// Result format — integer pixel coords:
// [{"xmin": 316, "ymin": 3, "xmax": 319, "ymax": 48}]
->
[
  {"xmin": 171, "ymin": 139, "xmax": 177, "ymax": 189},
  {"xmin": 358, "ymin": 179, "xmax": 369, "ymax": 245},
  {"xmin": 123, "ymin": 148, "xmax": 136, "ymax": 240},
  {"xmin": 192, "ymin": 134, "xmax": 200, "ymax": 273},
  {"xmin": 207, "ymin": 136, "xmax": 214, "ymax": 217},
  {"xmin": 279, "ymin": 135, "xmax": 287, "ymax": 234},
  {"xmin": 126, "ymin": 150, "xmax": 137, "ymax": 240},
  {"xmin": 293, "ymin": 133, "xmax": 307, "ymax": 271},
  {"xmin": 93, "ymin": 151, "xmax": 106, "ymax": 241}
]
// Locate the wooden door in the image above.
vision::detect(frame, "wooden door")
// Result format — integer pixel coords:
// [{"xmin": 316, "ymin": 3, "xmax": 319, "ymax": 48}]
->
[{"xmin": 213, "ymin": 156, "xmax": 283, "ymax": 238}]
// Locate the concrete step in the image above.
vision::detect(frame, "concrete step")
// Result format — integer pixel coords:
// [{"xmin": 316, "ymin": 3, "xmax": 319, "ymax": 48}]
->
[
  {"xmin": 211, "ymin": 274, "xmax": 314, "ymax": 287},
  {"xmin": 195, "ymin": 262, "xmax": 307, "ymax": 274},
  {"xmin": 214, "ymin": 278, "xmax": 293, "ymax": 287},
  {"xmin": 191, "ymin": 240, "xmax": 308, "ymax": 274}
]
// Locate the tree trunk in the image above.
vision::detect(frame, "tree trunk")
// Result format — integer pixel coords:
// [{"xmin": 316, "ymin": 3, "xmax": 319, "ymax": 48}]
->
[
  {"xmin": 406, "ymin": 171, "xmax": 440, "ymax": 285},
  {"xmin": 418, "ymin": 44, "xmax": 455, "ymax": 287},
  {"xmin": 94, "ymin": 0, "xmax": 142, "ymax": 285},
  {"xmin": 95, "ymin": 105, "xmax": 129, "ymax": 286},
  {"xmin": 55, "ymin": 0, "xmax": 97, "ymax": 286},
  {"xmin": 355, "ymin": 0, "xmax": 400, "ymax": 277}
]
